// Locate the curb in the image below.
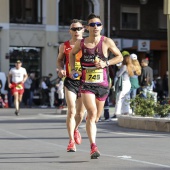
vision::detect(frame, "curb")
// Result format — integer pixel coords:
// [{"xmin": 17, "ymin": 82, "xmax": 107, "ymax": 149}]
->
[{"xmin": 118, "ymin": 115, "xmax": 170, "ymax": 132}]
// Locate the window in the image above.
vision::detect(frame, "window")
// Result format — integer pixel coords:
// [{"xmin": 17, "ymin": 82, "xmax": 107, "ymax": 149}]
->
[
  {"xmin": 59, "ymin": 0, "xmax": 93, "ymax": 26},
  {"xmin": 10, "ymin": 0, "xmax": 42, "ymax": 24},
  {"xmin": 121, "ymin": 6, "xmax": 140, "ymax": 30},
  {"xmin": 9, "ymin": 47, "xmax": 41, "ymax": 76},
  {"xmin": 158, "ymin": 9, "xmax": 167, "ymax": 29}
]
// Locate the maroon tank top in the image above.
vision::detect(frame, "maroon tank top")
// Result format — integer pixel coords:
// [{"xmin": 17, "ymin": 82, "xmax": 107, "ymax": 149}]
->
[{"xmin": 80, "ymin": 36, "xmax": 109, "ymax": 87}]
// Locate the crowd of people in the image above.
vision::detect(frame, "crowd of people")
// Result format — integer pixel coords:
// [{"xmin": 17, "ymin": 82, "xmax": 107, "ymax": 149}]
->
[{"xmin": 0, "ymin": 13, "xmax": 169, "ymax": 160}]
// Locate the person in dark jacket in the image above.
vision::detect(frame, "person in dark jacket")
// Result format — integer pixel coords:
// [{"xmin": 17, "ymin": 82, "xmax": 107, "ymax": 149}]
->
[{"xmin": 139, "ymin": 58, "xmax": 154, "ymax": 99}]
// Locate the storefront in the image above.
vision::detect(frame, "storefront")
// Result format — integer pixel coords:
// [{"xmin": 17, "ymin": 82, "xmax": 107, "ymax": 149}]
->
[{"xmin": 114, "ymin": 38, "xmax": 168, "ymax": 78}]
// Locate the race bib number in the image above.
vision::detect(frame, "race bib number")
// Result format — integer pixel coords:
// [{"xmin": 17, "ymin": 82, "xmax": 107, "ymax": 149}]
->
[
  {"xmin": 16, "ymin": 84, "xmax": 23, "ymax": 90},
  {"xmin": 85, "ymin": 69, "xmax": 103, "ymax": 83}
]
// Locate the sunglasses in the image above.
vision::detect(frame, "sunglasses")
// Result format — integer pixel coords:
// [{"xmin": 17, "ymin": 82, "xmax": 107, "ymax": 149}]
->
[
  {"xmin": 88, "ymin": 22, "xmax": 102, "ymax": 27},
  {"xmin": 70, "ymin": 27, "xmax": 83, "ymax": 31}
]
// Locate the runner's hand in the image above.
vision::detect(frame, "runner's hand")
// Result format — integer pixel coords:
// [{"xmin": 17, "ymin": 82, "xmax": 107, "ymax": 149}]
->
[
  {"xmin": 70, "ymin": 70, "xmax": 78, "ymax": 80},
  {"xmin": 58, "ymin": 69, "xmax": 66, "ymax": 78},
  {"xmin": 95, "ymin": 59, "xmax": 107, "ymax": 69}
]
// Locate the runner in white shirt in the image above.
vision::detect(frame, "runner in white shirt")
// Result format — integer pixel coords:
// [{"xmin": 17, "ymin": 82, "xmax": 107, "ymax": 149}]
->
[{"xmin": 8, "ymin": 60, "xmax": 28, "ymax": 115}]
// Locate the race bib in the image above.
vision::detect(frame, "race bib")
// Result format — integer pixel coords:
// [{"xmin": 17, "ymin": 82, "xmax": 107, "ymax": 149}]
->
[
  {"xmin": 85, "ymin": 69, "xmax": 103, "ymax": 83},
  {"xmin": 16, "ymin": 84, "xmax": 23, "ymax": 90}
]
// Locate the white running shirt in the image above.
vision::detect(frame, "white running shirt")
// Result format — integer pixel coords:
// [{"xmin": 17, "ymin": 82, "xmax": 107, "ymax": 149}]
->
[{"xmin": 9, "ymin": 67, "xmax": 27, "ymax": 83}]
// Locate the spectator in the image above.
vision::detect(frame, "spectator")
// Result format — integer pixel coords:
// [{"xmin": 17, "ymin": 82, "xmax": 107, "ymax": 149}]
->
[
  {"xmin": 23, "ymin": 74, "xmax": 32, "ymax": 107},
  {"xmin": 5, "ymin": 76, "xmax": 13, "ymax": 108},
  {"xmin": 130, "ymin": 53, "xmax": 141, "ymax": 99},
  {"xmin": 40, "ymin": 77, "xmax": 49, "ymax": 107},
  {"xmin": 45, "ymin": 73, "xmax": 53, "ymax": 88},
  {"xmin": 49, "ymin": 84, "xmax": 56, "ymax": 108},
  {"xmin": 0, "ymin": 79, "xmax": 2, "ymax": 95},
  {"xmin": 0, "ymin": 95, "xmax": 5, "ymax": 108},
  {"xmin": 154, "ymin": 76, "xmax": 163, "ymax": 101},
  {"xmin": 29, "ymin": 73, "xmax": 36, "ymax": 107},
  {"xmin": 139, "ymin": 58, "xmax": 154, "ymax": 99},
  {"xmin": 112, "ymin": 51, "xmax": 133, "ymax": 118},
  {"xmin": 163, "ymin": 71, "xmax": 168, "ymax": 97},
  {"xmin": 56, "ymin": 78, "xmax": 64, "ymax": 108}
]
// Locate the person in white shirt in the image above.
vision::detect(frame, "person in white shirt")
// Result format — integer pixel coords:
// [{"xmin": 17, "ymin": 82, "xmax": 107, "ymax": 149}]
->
[
  {"xmin": 56, "ymin": 78, "xmax": 64, "ymax": 108},
  {"xmin": 8, "ymin": 60, "xmax": 28, "ymax": 115},
  {"xmin": 49, "ymin": 84, "xmax": 56, "ymax": 108}
]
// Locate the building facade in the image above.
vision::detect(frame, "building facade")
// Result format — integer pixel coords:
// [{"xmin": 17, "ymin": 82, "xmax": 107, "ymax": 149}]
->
[
  {"xmin": 0, "ymin": 0, "xmax": 168, "ymax": 78},
  {"xmin": 106, "ymin": 0, "xmax": 167, "ymax": 77},
  {"xmin": 0, "ymin": 0, "xmax": 104, "ymax": 78}
]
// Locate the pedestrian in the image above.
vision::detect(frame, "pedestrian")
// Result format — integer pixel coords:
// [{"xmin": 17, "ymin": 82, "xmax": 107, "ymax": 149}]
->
[
  {"xmin": 69, "ymin": 13, "xmax": 123, "ymax": 159},
  {"xmin": 8, "ymin": 60, "xmax": 28, "ymax": 115},
  {"xmin": 139, "ymin": 58, "xmax": 154, "ymax": 99},
  {"xmin": 5, "ymin": 76, "xmax": 13, "ymax": 108},
  {"xmin": 49, "ymin": 84, "xmax": 56, "ymax": 108},
  {"xmin": 29, "ymin": 73, "xmax": 36, "ymax": 107},
  {"xmin": 0, "ymin": 79, "xmax": 2, "ymax": 95},
  {"xmin": 23, "ymin": 73, "xmax": 32, "ymax": 107},
  {"xmin": 0, "ymin": 95, "xmax": 5, "ymax": 108},
  {"xmin": 130, "ymin": 53, "xmax": 141, "ymax": 99},
  {"xmin": 57, "ymin": 19, "xmax": 86, "ymax": 153},
  {"xmin": 40, "ymin": 77, "xmax": 49, "ymax": 107},
  {"xmin": 45, "ymin": 73, "xmax": 53, "ymax": 88},
  {"xmin": 163, "ymin": 71, "xmax": 168, "ymax": 97},
  {"xmin": 56, "ymin": 78, "xmax": 64, "ymax": 108},
  {"xmin": 112, "ymin": 51, "xmax": 133, "ymax": 118},
  {"xmin": 103, "ymin": 77, "xmax": 113, "ymax": 121}
]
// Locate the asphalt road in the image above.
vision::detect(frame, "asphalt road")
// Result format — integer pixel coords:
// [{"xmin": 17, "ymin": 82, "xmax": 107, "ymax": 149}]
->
[{"xmin": 0, "ymin": 108, "xmax": 170, "ymax": 170}]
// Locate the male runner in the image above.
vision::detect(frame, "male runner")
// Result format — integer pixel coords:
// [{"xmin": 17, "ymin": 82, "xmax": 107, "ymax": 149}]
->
[
  {"xmin": 57, "ymin": 19, "xmax": 86, "ymax": 152},
  {"xmin": 69, "ymin": 13, "xmax": 123, "ymax": 159},
  {"xmin": 8, "ymin": 60, "xmax": 28, "ymax": 115}
]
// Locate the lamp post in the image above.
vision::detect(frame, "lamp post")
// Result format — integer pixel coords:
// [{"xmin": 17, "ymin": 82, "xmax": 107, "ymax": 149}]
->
[
  {"xmin": 107, "ymin": 0, "xmax": 110, "ymax": 37},
  {"xmin": 164, "ymin": 0, "xmax": 170, "ymax": 97}
]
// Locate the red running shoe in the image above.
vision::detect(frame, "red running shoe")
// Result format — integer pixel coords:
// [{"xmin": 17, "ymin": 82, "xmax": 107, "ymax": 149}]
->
[
  {"xmin": 90, "ymin": 143, "xmax": 100, "ymax": 159},
  {"xmin": 67, "ymin": 140, "xmax": 76, "ymax": 152},
  {"xmin": 74, "ymin": 129, "xmax": 82, "ymax": 145}
]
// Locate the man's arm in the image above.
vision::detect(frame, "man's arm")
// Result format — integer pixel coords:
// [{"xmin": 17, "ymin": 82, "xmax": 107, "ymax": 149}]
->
[
  {"xmin": 56, "ymin": 43, "xmax": 66, "ymax": 78},
  {"xmin": 106, "ymin": 38, "xmax": 123, "ymax": 65},
  {"xmin": 95, "ymin": 37, "xmax": 123, "ymax": 69},
  {"xmin": 69, "ymin": 40, "xmax": 81, "ymax": 77}
]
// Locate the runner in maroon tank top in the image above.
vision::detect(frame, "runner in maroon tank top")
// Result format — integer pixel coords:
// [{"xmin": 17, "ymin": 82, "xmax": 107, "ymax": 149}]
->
[{"xmin": 69, "ymin": 13, "xmax": 123, "ymax": 159}]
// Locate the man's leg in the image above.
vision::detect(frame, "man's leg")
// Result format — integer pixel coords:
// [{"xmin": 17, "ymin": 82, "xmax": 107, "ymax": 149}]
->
[
  {"xmin": 13, "ymin": 92, "xmax": 20, "ymax": 115},
  {"xmin": 74, "ymin": 97, "xmax": 86, "ymax": 145},
  {"xmin": 96, "ymin": 99, "xmax": 105, "ymax": 122},
  {"xmin": 65, "ymin": 87, "xmax": 77, "ymax": 152},
  {"xmin": 81, "ymin": 93, "xmax": 101, "ymax": 158},
  {"xmin": 75, "ymin": 97, "xmax": 86, "ymax": 129}
]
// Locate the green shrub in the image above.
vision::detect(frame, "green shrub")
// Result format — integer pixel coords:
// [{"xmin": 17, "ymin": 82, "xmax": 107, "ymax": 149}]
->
[{"xmin": 130, "ymin": 94, "xmax": 170, "ymax": 117}]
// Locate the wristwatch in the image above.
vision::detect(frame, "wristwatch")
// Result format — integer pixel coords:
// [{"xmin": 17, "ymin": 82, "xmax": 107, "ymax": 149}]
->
[{"xmin": 106, "ymin": 60, "xmax": 110, "ymax": 67}]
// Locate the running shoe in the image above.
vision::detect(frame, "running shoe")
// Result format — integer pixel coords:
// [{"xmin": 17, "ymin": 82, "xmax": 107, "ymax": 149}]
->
[
  {"xmin": 15, "ymin": 110, "xmax": 19, "ymax": 116},
  {"xmin": 74, "ymin": 129, "xmax": 82, "ymax": 145},
  {"xmin": 90, "ymin": 143, "xmax": 100, "ymax": 159},
  {"xmin": 67, "ymin": 140, "xmax": 76, "ymax": 152}
]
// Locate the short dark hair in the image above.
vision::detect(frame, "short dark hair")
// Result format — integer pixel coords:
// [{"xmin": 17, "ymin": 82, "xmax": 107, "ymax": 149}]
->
[
  {"xmin": 142, "ymin": 59, "xmax": 149, "ymax": 64},
  {"xmin": 48, "ymin": 73, "xmax": 53, "ymax": 77},
  {"xmin": 87, "ymin": 13, "xmax": 101, "ymax": 23},
  {"xmin": 70, "ymin": 19, "xmax": 83, "ymax": 25}
]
